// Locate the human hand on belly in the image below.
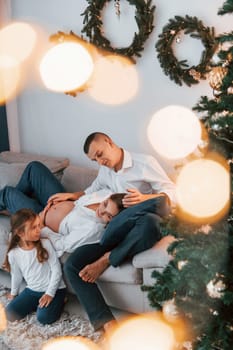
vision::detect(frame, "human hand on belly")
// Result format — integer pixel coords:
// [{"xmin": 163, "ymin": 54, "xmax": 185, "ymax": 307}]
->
[{"xmin": 43, "ymin": 201, "xmax": 75, "ymax": 233}]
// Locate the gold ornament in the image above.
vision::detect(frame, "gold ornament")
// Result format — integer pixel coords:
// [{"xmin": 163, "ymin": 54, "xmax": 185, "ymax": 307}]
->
[
  {"xmin": 227, "ymin": 86, "xmax": 233, "ymax": 94},
  {"xmin": 189, "ymin": 69, "xmax": 201, "ymax": 81},
  {"xmin": 207, "ymin": 66, "xmax": 228, "ymax": 90},
  {"xmin": 178, "ymin": 260, "xmax": 188, "ymax": 270},
  {"xmin": 162, "ymin": 299, "xmax": 179, "ymax": 322},
  {"xmin": 227, "ymin": 52, "xmax": 233, "ymax": 62},
  {"xmin": 206, "ymin": 279, "xmax": 226, "ymax": 298},
  {"xmin": 213, "ymin": 89, "xmax": 223, "ymax": 98},
  {"xmin": 182, "ymin": 341, "xmax": 193, "ymax": 350}
]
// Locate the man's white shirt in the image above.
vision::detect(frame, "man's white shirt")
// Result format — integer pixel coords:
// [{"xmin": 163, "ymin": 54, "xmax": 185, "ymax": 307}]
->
[{"xmin": 85, "ymin": 150, "xmax": 176, "ymax": 204}]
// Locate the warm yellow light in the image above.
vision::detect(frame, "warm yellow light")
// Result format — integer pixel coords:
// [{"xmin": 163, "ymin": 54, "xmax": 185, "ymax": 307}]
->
[
  {"xmin": 0, "ymin": 22, "xmax": 36, "ymax": 62},
  {"xmin": 88, "ymin": 54, "xmax": 138, "ymax": 105},
  {"xmin": 41, "ymin": 336, "xmax": 99, "ymax": 350},
  {"xmin": 176, "ymin": 158, "xmax": 230, "ymax": 221},
  {"xmin": 0, "ymin": 303, "xmax": 7, "ymax": 332},
  {"xmin": 39, "ymin": 42, "xmax": 94, "ymax": 92},
  {"xmin": 0, "ymin": 54, "xmax": 21, "ymax": 105},
  {"xmin": 147, "ymin": 105, "xmax": 202, "ymax": 159},
  {"xmin": 107, "ymin": 314, "xmax": 175, "ymax": 350}
]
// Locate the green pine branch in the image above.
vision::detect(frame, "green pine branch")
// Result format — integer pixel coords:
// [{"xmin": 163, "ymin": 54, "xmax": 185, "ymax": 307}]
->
[{"xmin": 218, "ymin": 0, "xmax": 233, "ymax": 15}]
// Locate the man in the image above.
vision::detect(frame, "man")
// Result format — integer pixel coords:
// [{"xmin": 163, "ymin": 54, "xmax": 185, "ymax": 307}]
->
[
  {"xmin": 61, "ymin": 132, "xmax": 176, "ymax": 332},
  {"xmin": 50, "ymin": 132, "xmax": 176, "ymax": 207}
]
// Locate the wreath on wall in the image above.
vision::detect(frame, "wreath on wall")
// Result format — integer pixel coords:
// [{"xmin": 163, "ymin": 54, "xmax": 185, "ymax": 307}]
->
[
  {"xmin": 156, "ymin": 15, "xmax": 217, "ymax": 86},
  {"xmin": 81, "ymin": 0, "xmax": 155, "ymax": 59}
]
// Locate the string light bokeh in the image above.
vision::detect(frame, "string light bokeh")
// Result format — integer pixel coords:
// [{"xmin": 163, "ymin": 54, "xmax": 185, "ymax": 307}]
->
[
  {"xmin": 41, "ymin": 336, "xmax": 100, "ymax": 350},
  {"xmin": 0, "ymin": 21, "xmax": 37, "ymax": 104},
  {"xmin": 176, "ymin": 157, "xmax": 230, "ymax": 222},
  {"xmin": 106, "ymin": 314, "xmax": 177, "ymax": 350},
  {"xmin": 0, "ymin": 303, "xmax": 7, "ymax": 333},
  {"xmin": 39, "ymin": 42, "xmax": 94, "ymax": 93},
  {"xmin": 88, "ymin": 54, "xmax": 139, "ymax": 105},
  {"xmin": 147, "ymin": 105, "xmax": 202, "ymax": 159}
]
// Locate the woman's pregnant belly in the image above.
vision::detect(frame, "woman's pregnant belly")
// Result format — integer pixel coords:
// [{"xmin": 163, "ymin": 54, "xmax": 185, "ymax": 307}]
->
[{"xmin": 45, "ymin": 201, "xmax": 75, "ymax": 232}]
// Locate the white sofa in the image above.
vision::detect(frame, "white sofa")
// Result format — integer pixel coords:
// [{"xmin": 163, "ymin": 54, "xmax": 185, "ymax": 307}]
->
[{"xmin": 0, "ymin": 152, "xmax": 174, "ymax": 314}]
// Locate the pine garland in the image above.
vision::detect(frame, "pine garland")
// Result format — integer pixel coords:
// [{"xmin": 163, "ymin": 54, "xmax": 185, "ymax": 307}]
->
[
  {"xmin": 218, "ymin": 0, "xmax": 233, "ymax": 15},
  {"xmin": 156, "ymin": 15, "xmax": 216, "ymax": 86},
  {"xmin": 81, "ymin": 0, "xmax": 155, "ymax": 58}
]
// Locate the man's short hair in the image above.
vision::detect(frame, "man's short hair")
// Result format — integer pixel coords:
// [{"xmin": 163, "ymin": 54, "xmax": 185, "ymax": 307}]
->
[{"xmin": 83, "ymin": 132, "xmax": 110, "ymax": 154}]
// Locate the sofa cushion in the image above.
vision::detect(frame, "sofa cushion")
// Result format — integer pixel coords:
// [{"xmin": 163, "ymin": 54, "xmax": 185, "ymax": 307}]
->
[
  {"xmin": 143, "ymin": 267, "xmax": 165, "ymax": 285},
  {"xmin": 60, "ymin": 252, "xmax": 142, "ymax": 284},
  {"xmin": 0, "ymin": 153, "xmax": 70, "ymax": 189},
  {"xmin": 98, "ymin": 262, "xmax": 143, "ymax": 284},
  {"xmin": 0, "ymin": 163, "xmax": 26, "ymax": 189},
  {"xmin": 132, "ymin": 235, "xmax": 175, "ymax": 268},
  {"xmin": 100, "ymin": 197, "xmax": 166, "ymax": 246},
  {"xmin": 0, "ymin": 151, "xmax": 69, "ymax": 174},
  {"xmin": 61, "ymin": 165, "xmax": 97, "ymax": 192}
]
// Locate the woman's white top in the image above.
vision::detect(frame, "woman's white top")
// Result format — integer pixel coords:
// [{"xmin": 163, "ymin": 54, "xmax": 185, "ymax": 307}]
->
[
  {"xmin": 41, "ymin": 190, "xmax": 111, "ymax": 257},
  {"xmin": 8, "ymin": 238, "xmax": 66, "ymax": 297}
]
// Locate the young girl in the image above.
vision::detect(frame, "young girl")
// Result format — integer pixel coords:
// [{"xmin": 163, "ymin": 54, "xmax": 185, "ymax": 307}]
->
[{"xmin": 2, "ymin": 208, "xmax": 66, "ymax": 325}]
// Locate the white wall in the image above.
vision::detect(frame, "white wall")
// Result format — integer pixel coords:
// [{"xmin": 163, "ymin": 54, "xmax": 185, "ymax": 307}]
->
[{"xmin": 6, "ymin": 0, "xmax": 233, "ymax": 171}]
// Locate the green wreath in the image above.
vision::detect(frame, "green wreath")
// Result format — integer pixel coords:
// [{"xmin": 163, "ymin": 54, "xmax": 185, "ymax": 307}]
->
[
  {"xmin": 81, "ymin": 0, "xmax": 155, "ymax": 59},
  {"xmin": 156, "ymin": 15, "xmax": 217, "ymax": 86}
]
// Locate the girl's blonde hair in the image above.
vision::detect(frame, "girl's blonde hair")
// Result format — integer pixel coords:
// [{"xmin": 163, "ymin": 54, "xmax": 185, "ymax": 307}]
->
[{"xmin": 2, "ymin": 208, "xmax": 48, "ymax": 272}]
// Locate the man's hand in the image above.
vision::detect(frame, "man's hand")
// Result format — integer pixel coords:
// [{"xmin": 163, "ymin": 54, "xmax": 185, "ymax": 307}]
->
[
  {"xmin": 38, "ymin": 294, "xmax": 53, "ymax": 308},
  {"xmin": 122, "ymin": 188, "xmax": 146, "ymax": 207},
  {"xmin": 48, "ymin": 192, "xmax": 76, "ymax": 204},
  {"xmin": 122, "ymin": 189, "xmax": 166, "ymax": 208},
  {"xmin": 48, "ymin": 191, "xmax": 84, "ymax": 205}
]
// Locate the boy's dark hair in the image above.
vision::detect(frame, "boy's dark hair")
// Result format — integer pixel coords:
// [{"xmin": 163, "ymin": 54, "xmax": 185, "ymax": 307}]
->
[{"xmin": 83, "ymin": 132, "xmax": 110, "ymax": 154}]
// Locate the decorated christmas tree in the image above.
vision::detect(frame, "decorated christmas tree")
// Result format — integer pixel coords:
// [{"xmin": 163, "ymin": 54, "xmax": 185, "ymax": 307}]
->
[
  {"xmin": 144, "ymin": 1, "xmax": 233, "ymax": 349},
  {"xmin": 193, "ymin": 1, "xmax": 233, "ymax": 161}
]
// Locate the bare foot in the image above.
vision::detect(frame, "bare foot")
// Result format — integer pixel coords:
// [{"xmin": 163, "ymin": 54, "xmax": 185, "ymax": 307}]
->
[{"xmin": 79, "ymin": 252, "xmax": 110, "ymax": 283}]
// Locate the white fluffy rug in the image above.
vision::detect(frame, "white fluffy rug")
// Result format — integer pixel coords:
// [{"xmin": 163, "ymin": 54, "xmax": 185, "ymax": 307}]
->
[{"xmin": 0, "ymin": 285, "xmax": 103, "ymax": 350}]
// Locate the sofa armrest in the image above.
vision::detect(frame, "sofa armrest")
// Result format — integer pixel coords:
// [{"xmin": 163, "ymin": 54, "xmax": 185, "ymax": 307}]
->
[
  {"xmin": 132, "ymin": 235, "xmax": 176, "ymax": 268},
  {"xmin": 0, "ymin": 151, "xmax": 69, "ymax": 173}
]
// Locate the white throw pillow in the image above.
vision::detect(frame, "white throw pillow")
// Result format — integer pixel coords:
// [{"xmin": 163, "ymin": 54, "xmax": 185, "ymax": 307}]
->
[{"xmin": 0, "ymin": 163, "xmax": 26, "ymax": 189}]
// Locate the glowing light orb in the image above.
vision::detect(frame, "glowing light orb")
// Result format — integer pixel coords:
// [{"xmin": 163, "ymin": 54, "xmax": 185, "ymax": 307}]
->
[
  {"xmin": 42, "ymin": 336, "xmax": 98, "ymax": 350},
  {"xmin": 176, "ymin": 158, "xmax": 230, "ymax": 221},
  {"xmin": 107, "ymin": 315, "xmax": 175, "ymax": 350},
  {"xmin": 0, "ymin": 54, "xmax": 21, "ymax": 105},
  {"xmin": 0, "ymin": 22, "xmax": 36, "ymax": 62},
  {"xmin": 147, "ymin": 105, "xmax": 202, "ymax": 159},
  {"xmin": 39, "ymin": 42, "xmax": 94, "ymax": 92},
  {"xmin": 0, "ymin": 303, "xmax": 7, "ymax": 332},
  {"xmin": 88, "ymin": 54, "xmax": 138, "ymax": 105}
]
